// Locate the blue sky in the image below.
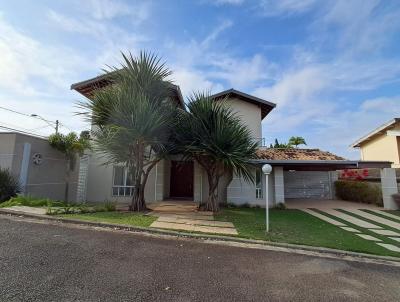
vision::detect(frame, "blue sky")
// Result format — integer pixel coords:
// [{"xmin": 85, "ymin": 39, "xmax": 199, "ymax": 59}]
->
[{"xmin": 0, "ymin": 0, "xmax": 400, "ymax": 158}]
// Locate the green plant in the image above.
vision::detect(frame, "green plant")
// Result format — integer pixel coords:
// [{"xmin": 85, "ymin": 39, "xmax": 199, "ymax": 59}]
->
[
  {"xmin": 392, "ymin": 193, "xmax": 400, "ymax": 206},
  {"xmin": 0, "ymin": 168, "xmax": 20, "ymax": 203},
  {"xmin": 288, "ymin": 136, "xmax": 307, "ymax": 148},
  {"xmin": 175, "ymin": 92, "xmax": 258, "ymax": 212},
  {"xmin": 335, "ymin": 180, "xmax": 383, "ymax": 206},
  {"xmin": 273, "ymin": 202, "xmax": 286, "ymax": 210},
  {"xmin": 78, "ymin": 51, "xmax": 176, "ymax": 212},
  {"xmin": 48, "ymin": 132, "xmax": 90, "ymax": 202},
  {"xmin": 0, "ymin": 196, "xmax": 63, "ymax": 208}
]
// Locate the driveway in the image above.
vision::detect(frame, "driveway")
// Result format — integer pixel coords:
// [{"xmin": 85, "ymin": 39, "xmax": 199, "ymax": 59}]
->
[
  {"xmin": 286, "ymin": 198, "xmax": 381, "ymax": 209},
  {"xmin": 1, "ymin": 215, "xmax": 400, "ymax": 301}
]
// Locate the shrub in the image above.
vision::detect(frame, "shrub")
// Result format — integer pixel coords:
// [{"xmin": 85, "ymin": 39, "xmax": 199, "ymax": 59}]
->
[
  {"xmin": 273, "ymin": 202, "xmax": 286, "ymax": 210},
  {"xmin": 0, "ymin": 195, "xmax": 61, "ymax": 208},
  {"xmin": 335, "ymin": 180, "xmax": 382, "ymax": 206},
  {"xmin": 0, "ymin": 168, "xmax": 20, "ymax": 203},
  {"xmin": 392, "ymin": 193, "xmax": 400, "ymax": 206}
]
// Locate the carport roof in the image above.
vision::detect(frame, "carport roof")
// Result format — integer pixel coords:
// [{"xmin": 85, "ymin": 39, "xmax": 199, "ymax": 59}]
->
[{"xmin": 256, "ymin": 148, "xmax": 345, "ymax": 161}]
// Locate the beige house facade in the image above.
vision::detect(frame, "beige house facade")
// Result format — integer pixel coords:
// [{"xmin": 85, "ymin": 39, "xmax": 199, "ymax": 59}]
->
[
  {"xmin": 351, "ymin": 118, "xmax": 400, "ymax": 168},
  {"xmin": 71, "ymin": 75, "xmax": 389, "ymax": 207}
]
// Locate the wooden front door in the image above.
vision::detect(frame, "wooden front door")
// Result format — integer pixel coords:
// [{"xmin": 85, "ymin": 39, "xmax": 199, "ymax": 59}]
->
[{"xmin": 170, "ymin": 161, "xmax": 194, "ymax": 199}]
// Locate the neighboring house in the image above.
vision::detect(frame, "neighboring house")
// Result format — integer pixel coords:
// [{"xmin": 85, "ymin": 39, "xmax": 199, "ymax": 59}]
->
[
  {"xmin": 351, "ymin": 118, "xmax": 400, "ymax": 168},
  {"xmin": 0, "ymin": 132, "xmax": 79, "ymax": 201},
  {"xmin": 71, "ymin": 75, "xmax": 390, "ymax": 207}
]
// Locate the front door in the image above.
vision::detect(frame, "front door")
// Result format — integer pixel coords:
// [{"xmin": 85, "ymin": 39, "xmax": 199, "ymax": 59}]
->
[{"xmin": 170, "ymin": 161, "xmax": 194, "ymax": 199}]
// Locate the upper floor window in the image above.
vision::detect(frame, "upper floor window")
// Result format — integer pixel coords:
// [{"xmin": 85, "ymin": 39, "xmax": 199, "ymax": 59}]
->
[{"xmin": 112, "ymin": 166, "xmax": 134, "ymax": 197}]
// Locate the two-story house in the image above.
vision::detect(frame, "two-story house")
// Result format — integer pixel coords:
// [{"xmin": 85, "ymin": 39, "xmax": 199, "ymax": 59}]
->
[
  {"xmin": 71, "ymin": 75, "xmax": 390, "ymax": 207},
  {"xmin": 351, "ymin": 118, "xmax": 400, "ymax": 168}
]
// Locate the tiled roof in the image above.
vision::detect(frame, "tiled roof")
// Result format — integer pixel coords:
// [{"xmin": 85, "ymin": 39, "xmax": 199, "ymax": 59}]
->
[{"xmin": 256, "ymin": 148, "xmax": 346, "ymax": 161}]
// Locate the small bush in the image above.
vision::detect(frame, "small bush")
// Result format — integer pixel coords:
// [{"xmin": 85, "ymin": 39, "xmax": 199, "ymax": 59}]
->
[
  {"xmin": 0, "ymin": 168, "xmax": 20, "ymax": 203},
  {"xmin": 273, "ymin": 202, "xmax": 286, "ymax": 210},
  {"xmin": 335, "ymin": 180, "xmax": 382, "ymax": 206},
  {"xmin": 392, "ymin": 193, "xmax": 400, "ymax": 206},
  {"xmin": 0, "ymin": 195, "xmax": 62, "ymax": 208}
]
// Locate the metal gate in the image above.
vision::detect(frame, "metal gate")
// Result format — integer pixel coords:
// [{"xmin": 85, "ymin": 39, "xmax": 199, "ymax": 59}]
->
[{"xmin": 284, "ymin": 171, "xmax": 331, "ymax": 199}]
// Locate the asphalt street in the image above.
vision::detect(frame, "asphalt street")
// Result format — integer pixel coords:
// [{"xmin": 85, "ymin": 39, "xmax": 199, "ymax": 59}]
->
[{"xmin": 0, "ymin": 215, "xmax": 400, "ymax": 301}]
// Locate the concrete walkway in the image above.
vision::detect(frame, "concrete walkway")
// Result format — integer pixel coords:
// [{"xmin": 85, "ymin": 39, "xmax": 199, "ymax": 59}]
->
[
  {"xmin": 3, "ymin": 206, "xmax": 47, "ymax": 215},
  {"xmin": 286, "ymin": 199, "xmax": 381, "ymax": 209},
  {"xmin": 147, "ymin": 201, "xmax": 238, "ymax": 235}
]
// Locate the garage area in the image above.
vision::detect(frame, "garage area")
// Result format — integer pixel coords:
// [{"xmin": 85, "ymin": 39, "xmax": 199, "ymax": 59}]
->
[{"xmin": 284, "ymin": 171, "xmax": 333, "ymax": 199}]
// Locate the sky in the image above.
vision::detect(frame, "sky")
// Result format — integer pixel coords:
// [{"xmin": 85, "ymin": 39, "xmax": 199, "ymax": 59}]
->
[{"xmin": 0, "ymin": 0, "xmax": 400, "ymax": 159}]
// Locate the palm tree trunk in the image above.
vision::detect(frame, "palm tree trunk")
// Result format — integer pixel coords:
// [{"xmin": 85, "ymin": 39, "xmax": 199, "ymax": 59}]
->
[{"xmin": 204, "ymin": 172, "xmax": 220, "ymax": 212}]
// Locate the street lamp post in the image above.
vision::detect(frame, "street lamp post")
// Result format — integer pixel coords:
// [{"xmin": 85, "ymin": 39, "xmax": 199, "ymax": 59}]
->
[
  {"xmin": 262, "ymin": 164, "xmax": 272, "ymax": 232},
  {"xmin": 30, "ymin": 114, "xmax": 59, "ymax": 134}
]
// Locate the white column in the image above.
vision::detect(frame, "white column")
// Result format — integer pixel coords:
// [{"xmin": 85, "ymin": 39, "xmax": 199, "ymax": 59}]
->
[
  {"xmin": 19, "ymin": 143, "xmax": 31, "ymax": 194},
  {"xmin": 274, "ymin": 166, "xmax": 285, "ymax": 204},
  {"xmin": 380, "ymin": 168, "xmax": 399, "ymax": 210}
]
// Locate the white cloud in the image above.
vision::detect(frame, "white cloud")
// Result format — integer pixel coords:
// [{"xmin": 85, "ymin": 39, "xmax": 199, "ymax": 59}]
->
[
  {"xmin": 258, "ymin": 0, "xmax": 319, "ymax": 16},
  {"xmin": 212, "ymin": 0, "xmax": 245, "ymax": 6}
]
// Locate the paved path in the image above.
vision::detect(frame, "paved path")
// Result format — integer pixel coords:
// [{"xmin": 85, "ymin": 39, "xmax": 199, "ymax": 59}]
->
[
  {"xmin": 1, "ymin": 215, "xmax": 400, "ymax": 302},
  {"xmin": 150, "ymin": 212, "xmax": 238, "ymax": 235},
  {"xmin": 3, "ymin": 206, "xmax": 47, "ymax": 215},
  {"xmin": 369, "ymin": 210, "xmax": 400, "ymax": 222}
]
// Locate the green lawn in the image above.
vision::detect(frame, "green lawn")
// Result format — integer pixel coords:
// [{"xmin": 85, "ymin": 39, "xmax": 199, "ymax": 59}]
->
[
  {"xmin": 215, "ymin": 208, "xmax": 400, "ymax": 257},
  {"xmin": 60, "ymin": 212, "xmax": 157, "ymax": 227}
]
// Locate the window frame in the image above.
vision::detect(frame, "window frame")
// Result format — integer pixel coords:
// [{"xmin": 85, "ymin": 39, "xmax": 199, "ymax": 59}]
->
[
  {"xmin": 255, "ymin": 168, "xmax": 263, "ymax": 199},
  {"xmin": 112, "ymin": 166, "xmax": 134, "ymax": 197}
]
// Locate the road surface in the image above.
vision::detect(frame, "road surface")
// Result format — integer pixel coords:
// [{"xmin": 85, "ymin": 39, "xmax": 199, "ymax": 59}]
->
[{"xmin": 0, "ymin": 215, "xmax": 399, "ymax": 301}]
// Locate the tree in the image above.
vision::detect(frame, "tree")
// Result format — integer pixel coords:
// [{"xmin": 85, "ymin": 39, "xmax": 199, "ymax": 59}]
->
[
  {"xmin": 78, "ymin": 51, "xmax": 177, "ymax": 211},
  {"xmin": 288, "ymin": 136, "xmax": 307, "ymax": 148},
  {"xmin": 272, "ymin": 138, "xmax": 292, "ymax": 149},
  {"xmin": 48, "ymin": 132, "xmax": 90, "ymax": 202},
  {"xmin": 0, "ymin": 168, "xmax": 20, "ymax": 203},
  {"xmin": 175, "ymin": 92, "xmax": 258, "ymax": 212}
]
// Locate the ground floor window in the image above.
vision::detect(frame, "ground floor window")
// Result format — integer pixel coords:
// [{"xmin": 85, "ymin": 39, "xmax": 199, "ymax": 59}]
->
[
  {"xmin": 256, "ymin": 168, "xmax": 263, "ymax": 199},
  {"xmin": 112, "ymin": 166, "xmax": 134, "ymax": 196}
]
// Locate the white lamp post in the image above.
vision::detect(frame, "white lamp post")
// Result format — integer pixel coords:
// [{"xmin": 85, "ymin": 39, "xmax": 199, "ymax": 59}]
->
[{"xmin": 262, "ymin": 164, "xmax": 272, "ymax": 232}]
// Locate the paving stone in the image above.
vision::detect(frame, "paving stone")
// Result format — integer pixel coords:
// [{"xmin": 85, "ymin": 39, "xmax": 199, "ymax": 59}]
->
[
  {"xmin": 319, "ymin": 209, "xmax": 382, "ymax": 229},
  {"xmin": 149, "ymin": 213, "xmax": 215, "ymax": 221},
  {"xmin": 376, "ymin": 243, "xmax": 400, "ymax": 252},
  {"xmin": 5, "ymin": 206, "xmax": 47, "ymax": 215},
  {"xmin": 301, "ymin": 209, "xmax": 346, "ymax": 226},
  {"xmin": 340, "ymin": 226, "xmax": 361, "ymax": 233},
  {"xmin": 368, "ymin": 210, "xmax": 400, "ymax": 222},
  {"xmin": 150, "ymin": 221, "xmax": 195, "ymax": 232},
  {"xmin": 193, "ymin": 225, "xmax": 238, "ymax": 235},
  {"xmin": 355, "ymin": 234, "xmax": 382, "ymax": 241},
  {"xmin": 157, "ymin": 216, "xmax": 234, "ymax": 228},
  {"xmin": 389, "ymin": 237, "xmax": 400, "ymax": 243},
  {"xmin": 344, "ymin": 209, "xmax": 400, "ymax": 229},
  {"xmin": 369, "ymin": 229, "xmax": 400, "ymax": 236}
]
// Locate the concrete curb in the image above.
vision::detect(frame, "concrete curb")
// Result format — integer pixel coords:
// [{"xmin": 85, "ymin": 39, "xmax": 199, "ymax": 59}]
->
[{"xmin": 1, "ymin": 208, "xmax": 400, "ymax": 265}]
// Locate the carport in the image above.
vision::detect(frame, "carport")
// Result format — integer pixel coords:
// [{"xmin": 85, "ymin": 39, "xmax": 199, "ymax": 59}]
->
[{"xmin": 253, "ymin": 148, "xmax": 392, "ymax": 206}]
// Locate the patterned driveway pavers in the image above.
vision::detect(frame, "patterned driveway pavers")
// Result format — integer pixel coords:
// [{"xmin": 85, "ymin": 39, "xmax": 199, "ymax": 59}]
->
[
  {"xmin": 319, "ymin": 209, "xmax": 383, "ymax": 229},
  {"xmin": 301, "ymin": 209, "xmax": 346, "ymax": 226},
  {"xmin": 344, "ymin": 209, "xmax": 400, "ymax": 229}
]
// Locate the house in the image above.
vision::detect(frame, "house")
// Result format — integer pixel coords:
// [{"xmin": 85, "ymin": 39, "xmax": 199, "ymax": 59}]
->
[
  {"xmin": 71, "ymin": 75, "xmax": 391, "ymax": 207},
  {"xmin": 351, "ymin": 118, "xmax": 400, "ymax": 168},
  {"xmin": 0, "ymin": 132, "xmax": 79, "ymax": 201}
]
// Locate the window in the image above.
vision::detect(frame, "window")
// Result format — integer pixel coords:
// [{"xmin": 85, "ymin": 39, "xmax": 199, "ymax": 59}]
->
[
  {"xmin": 112, "ymin": 166, "xmax": 134, "ymax": 196},
  {"xmin": 255, "ymin": 168, "xmax": 263, "ymax": 199}
]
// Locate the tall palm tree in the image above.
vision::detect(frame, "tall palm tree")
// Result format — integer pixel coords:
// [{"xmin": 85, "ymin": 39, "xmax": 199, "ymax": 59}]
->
[
  {"xmin": 288, "ymin": 136, "xmax": 307, "ymax": 148},
  {"xmin": 78, "ymin": 52, "xmax": 177, "ymax": 211},
  {"xmin": 175, "ymin": 92, "xmax": 258, "ymax": 212}
]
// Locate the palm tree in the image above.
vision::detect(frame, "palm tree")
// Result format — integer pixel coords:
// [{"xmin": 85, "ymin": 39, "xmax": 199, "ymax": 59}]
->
[
  {"xmin": 78, "ymin": 52, "xmax": 177, "ymax": 211},
  {"xmin": 48, "ymin": 132, "xmax": 90, "ymax": 202},
  {"xmin": 288, "ymin": 136, "xmax": 307, "ymax": 148},
  {"xmin": 175, "ymin": 92, "xmax": 258, "ymax": 212}
]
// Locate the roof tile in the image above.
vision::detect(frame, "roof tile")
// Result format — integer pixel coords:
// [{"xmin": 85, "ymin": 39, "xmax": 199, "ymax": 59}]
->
[{"xmin": 256, "ymin": 148, "xmax": 345, "ymax": 161}]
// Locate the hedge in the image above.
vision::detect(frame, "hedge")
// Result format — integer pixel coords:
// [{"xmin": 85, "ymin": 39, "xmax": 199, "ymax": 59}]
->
[{"xmin": 334, "ymin": 180, "xmax": 383, "ymax": 206}]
